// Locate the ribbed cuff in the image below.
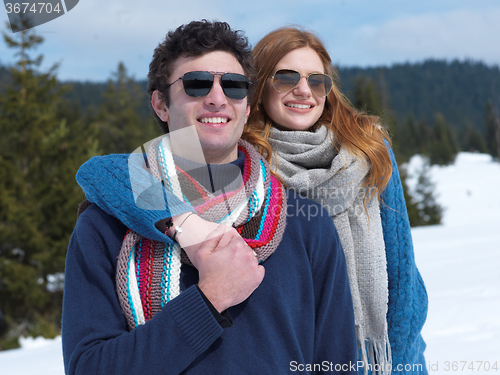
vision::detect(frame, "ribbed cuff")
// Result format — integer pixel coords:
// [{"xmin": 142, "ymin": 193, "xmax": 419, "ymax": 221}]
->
[
  {"xmin": 167, "ymin": 285, "xmax": 223, "ymax": 356},
  {"xmin": 196, "ymin": 285, "xmax": 233, "ymax": 328}
]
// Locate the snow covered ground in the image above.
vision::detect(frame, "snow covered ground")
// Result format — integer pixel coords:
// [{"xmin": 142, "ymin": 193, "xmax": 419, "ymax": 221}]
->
[
  {"xmin": 410, "ymin": 153, "xmax": 500, "ymax": 372},
  {"xmin": 0, "ymin": 152, "xmax": 499, "ymax": 375}
]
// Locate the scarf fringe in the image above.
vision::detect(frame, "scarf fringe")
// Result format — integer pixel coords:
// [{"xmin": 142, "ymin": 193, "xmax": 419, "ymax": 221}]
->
[{"xmin": 358, "ymin": 325, "xmax": 393, "ymax": 375}]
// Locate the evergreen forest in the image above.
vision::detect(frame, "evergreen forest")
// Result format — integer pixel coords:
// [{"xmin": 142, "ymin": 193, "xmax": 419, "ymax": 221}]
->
[{"xmin": 1, "ymin": 21, "xmax": 500, "ymax": 350}]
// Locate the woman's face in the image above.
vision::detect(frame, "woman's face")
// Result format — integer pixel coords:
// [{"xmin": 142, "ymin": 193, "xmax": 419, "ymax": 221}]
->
[{"xmin": 262, "ymin": 47, "xmax": 327, "ymax": 131}]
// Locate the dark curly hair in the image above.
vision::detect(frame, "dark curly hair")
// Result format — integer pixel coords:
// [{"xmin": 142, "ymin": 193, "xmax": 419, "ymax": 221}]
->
[{"xmin": 147, "ymin": 20, "xmax": 255, "ymax": 133}]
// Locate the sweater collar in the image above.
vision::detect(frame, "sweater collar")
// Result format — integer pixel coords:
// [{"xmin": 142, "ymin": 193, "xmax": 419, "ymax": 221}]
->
[{"xmin": 172, "ymin": 150, "xmax": 245, "ymax": 193}]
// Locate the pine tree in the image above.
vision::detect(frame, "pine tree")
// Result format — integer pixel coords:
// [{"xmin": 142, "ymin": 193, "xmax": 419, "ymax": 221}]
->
[
  {"xmin": 0, "ymin": 19, "xmax": 98, "ymax": 349},
  {"xmin": 353, "ymin": 76, "xmax": 384, "ymax": 116},
  {"xmin": 417, "ymin": 119, "xmax": 433, "ymax": 155},
  {"xmin": 405, "ymin": 158, "xmax": 443, "ymax": 227},
  {"xmin": 395, "ymin": 114, "xmax": 421, "ymax": 162},
  {"xmin": 446, "ymin": 115, "xmax": 461, "ymax": 156},
  {"xmin": 463, "ymin": 123, "xmax": 488, "ymax": 153},
  {"xmin": 485, "ymin": 101, "xmax": 500, "ymax": 158},
  {"xmin": 428, "ymin": 113, "xmax": 459, "ymax": 165},
  {"xmin": 93, "ymin": 62, "xmax": 159, "ymax": 154}
]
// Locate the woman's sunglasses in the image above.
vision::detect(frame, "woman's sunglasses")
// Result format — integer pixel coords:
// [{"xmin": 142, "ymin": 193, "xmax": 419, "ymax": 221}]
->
[
  {"xmin": 270, "ymin": 69, "xmax": 333, "ymax": 97},
  {"xmin": 167, "ymin": 71, "xmax": 251, "ymax": 100}
]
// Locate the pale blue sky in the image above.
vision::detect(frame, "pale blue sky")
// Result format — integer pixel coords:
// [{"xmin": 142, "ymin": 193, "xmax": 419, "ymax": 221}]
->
[{"xmin": 1, "ymin": 0, "xmax": 499, "ymax": 81}]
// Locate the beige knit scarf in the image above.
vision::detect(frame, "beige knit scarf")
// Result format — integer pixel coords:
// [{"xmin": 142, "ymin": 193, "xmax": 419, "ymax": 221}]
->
[{"xmin": 269, "ymin": 125, "xmax": 391, "ymax": 375}]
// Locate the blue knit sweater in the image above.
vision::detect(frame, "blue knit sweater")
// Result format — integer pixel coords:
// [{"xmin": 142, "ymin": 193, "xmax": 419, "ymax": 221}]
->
[
  {"xmin": 71, "ymin": 149, "xmax": 428, "ymax": 374},
  {"xmin": 380, "ymin": 150, "xmax": 428, "ymax": 374},
  {"xmin": 62, "ymin": 156, "xmax": 359, "ymax": 374}
]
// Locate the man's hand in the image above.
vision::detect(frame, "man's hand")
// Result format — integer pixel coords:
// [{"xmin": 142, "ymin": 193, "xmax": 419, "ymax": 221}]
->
[{"xmin": 195, "ymin": 225, "xmax": 265, "ymax": 313}]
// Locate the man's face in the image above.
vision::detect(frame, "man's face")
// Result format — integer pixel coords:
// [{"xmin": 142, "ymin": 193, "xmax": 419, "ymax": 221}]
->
[{"xmin": 153, "ymin": 51, "xmax": 250, "ymax": 164}]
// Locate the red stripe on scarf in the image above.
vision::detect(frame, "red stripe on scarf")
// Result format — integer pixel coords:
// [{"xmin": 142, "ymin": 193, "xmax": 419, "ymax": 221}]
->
[
  {"xmin": 137, "ymin": 238, "xmax": 154, "ymax": 321},
  {"xmin": 243, "ymin": 175, "xmax": 284, "ymax": 248},
  {"xmin": 175, "ymin": 166, "xmax": 209, "ymax": 200}
]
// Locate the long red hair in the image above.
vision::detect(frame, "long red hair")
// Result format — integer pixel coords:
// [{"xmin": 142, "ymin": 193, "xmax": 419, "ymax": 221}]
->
[{"xmin": 242, "ymin": 27, "xmax": 392, "ymax": 198}]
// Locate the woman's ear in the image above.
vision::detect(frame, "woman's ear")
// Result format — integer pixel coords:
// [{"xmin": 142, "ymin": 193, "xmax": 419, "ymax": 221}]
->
[{"xmin": 245, "ymin": 104, "xmax": 250, "ymax": 124}]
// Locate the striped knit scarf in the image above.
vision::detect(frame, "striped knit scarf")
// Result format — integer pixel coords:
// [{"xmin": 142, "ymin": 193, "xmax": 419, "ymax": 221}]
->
[{"xmin": 116, "ymin": 136, "xmax": 287, "ymax": 330}]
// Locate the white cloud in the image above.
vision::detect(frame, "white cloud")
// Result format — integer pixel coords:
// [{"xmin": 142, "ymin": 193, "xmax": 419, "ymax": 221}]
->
[
  {"xmin": 1, "ymin": 0, "xmax": 232, "ymax": 80},
  {"xmin": 356, "ymin": 7, "xmax": 500, "ymax": 65},
  {"xmin": 2, "ymin": 1, "xmax": 500, "ymax": 79},
  {"xmin": 34, "ymin": 0, "xmax": 229, "ymax": 80}
]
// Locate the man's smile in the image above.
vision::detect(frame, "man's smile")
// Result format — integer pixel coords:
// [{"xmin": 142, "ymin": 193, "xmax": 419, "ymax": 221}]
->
[{"xmin": 199, "ymin": 117, "xmax": 230, "ymax": 124}]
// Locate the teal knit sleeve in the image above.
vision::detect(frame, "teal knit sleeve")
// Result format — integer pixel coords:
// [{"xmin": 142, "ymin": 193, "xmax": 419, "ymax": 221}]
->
[
  {"xmin": 76, "ymin": 154, "xmax": 195, "ymax": 243},
  {"xmin": 380, "ymin": 148, "xmax": 429, "ymax": 375}
]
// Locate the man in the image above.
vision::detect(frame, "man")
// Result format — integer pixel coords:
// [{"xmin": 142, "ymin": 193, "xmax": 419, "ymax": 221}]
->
[{"xmin": 62, "ymin": 20, "xmax": 357, "ymax": 374}]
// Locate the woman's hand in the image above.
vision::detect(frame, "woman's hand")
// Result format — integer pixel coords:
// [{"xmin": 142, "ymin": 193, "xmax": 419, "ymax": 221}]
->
[{"xmin": 162, "ymin": 213, "xmax": 232, "ymax": 265}]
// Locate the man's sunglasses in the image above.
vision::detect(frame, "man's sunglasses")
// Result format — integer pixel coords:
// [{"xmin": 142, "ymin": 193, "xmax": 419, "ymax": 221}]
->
[
  {"xmin": 270, "ymin": 69, "xmax": 333, "ymax": 97},
  {"xmin": 167, "ymin": 71, "xmax": 251, "ymax": 100}
]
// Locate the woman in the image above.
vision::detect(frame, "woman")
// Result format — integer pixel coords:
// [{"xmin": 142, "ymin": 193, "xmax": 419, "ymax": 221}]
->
[
  {"xmin": 242, "ymin": 27, "xmax": 428, "ymax": 374},
  {"xmin": 76, "ymin": 27, "xmax": 428, "ymax": 374}
]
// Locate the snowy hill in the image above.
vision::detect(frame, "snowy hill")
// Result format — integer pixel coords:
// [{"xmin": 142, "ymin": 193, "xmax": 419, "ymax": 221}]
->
[
  {"xmin": 410, "ymin": 153, "xmax": 500, "ymax": 372},
  {"xmin": 0, "ymin": 152, "xmax": 499, "ymax": 375}
]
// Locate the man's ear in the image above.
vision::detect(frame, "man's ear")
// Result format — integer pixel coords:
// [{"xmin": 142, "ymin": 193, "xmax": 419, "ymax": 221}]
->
[{"xmin": 152, "ymin": 90, "xmax": 169, "ymax": 122}]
